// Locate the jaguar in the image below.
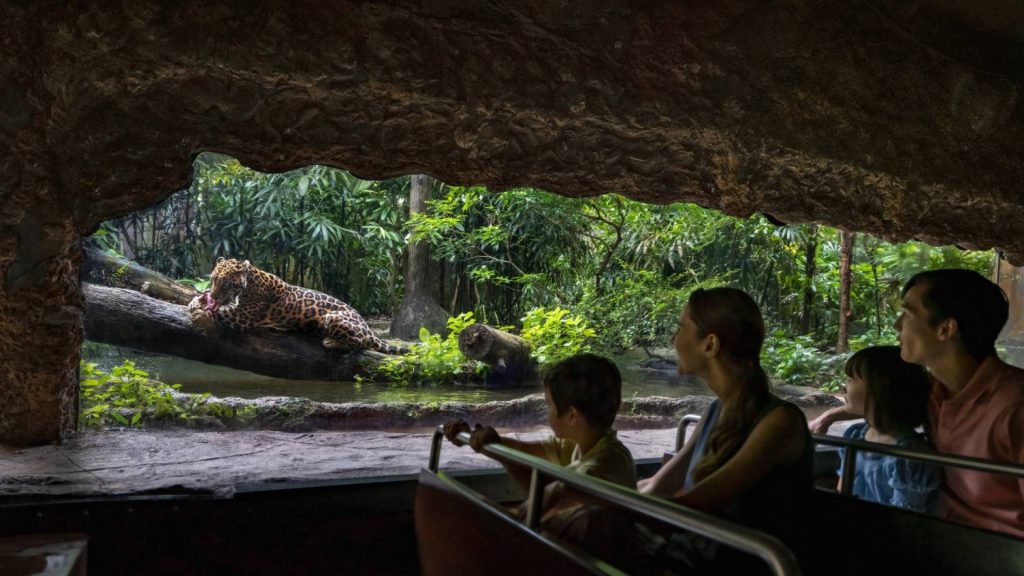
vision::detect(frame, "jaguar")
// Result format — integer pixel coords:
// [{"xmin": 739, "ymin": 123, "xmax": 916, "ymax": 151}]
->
[{"xmin": 188, "ymin": 257, "xmax": 406, "ymax": 354}]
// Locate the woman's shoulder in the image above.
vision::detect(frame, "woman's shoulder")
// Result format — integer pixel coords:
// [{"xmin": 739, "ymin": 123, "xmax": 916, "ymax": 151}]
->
[
  {"xmin": 753, "ymin": 398, "xmax": 810, "ymax": 438},
  {"xmin": 759, "ymin": 396, "xmax": 807, "ymax": 425}
]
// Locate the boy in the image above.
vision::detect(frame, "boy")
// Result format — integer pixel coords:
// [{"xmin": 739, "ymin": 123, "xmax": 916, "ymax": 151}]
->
[{"xmin": 443, "ymin": 353, "xmax": 636, "ymax": 524}]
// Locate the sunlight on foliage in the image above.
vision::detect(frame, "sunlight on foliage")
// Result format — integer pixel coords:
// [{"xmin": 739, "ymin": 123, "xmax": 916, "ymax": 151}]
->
[{"xmin": 519, "ymin": 307, "xmax": 597, "ymax": 365}]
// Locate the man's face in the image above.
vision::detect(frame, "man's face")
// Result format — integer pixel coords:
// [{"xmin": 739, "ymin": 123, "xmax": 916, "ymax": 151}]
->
[{"xmin": 895, "ymin": 283, "xmax": 942, "ymax": 366}]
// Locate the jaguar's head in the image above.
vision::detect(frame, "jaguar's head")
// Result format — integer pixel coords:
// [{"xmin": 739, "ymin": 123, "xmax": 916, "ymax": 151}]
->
[{"xmin": 210, "ymin": 257, "xmax": 252, "ymax": 308}]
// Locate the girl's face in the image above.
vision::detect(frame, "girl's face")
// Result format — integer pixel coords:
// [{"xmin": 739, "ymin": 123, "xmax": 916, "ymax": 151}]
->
[{"xmin": 845, "ymin": 375, "xmax": 868, "ymax": 417}]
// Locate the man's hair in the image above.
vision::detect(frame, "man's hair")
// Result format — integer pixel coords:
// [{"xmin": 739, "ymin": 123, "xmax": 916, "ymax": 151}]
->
[
  {"xmin": 542, "ymin": 353, "xmax": 622, "ymax": 430},
  {"xmin": 903, "ymin": 269, "xmax": 1008, "ymax": 360},
  {"xmin": 845, "ymin": 346, "xmax": 930, "ymax": 434}
]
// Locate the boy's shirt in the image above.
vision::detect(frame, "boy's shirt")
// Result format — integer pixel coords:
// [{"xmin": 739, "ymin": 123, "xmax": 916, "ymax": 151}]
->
[{"xmin": 541, "ymin": 428, "xmax": 637, "ymax": 488}]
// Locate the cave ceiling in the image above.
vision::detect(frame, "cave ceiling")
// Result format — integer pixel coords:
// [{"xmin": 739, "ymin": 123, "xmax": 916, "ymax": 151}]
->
[{"xmin": 3, "ymin": 0, "xmax": 1024, "ymax": 260}]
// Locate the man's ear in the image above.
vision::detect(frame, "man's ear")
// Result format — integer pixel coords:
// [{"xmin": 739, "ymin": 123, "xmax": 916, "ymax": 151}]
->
[{"xmin": 937, "ymin": 318, "xmax": 959, "ymax": 341}]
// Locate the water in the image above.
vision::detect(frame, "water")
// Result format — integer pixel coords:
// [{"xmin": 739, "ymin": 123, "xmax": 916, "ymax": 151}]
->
[{"xmin": 81, "ymin": 344, "xmax": 710, "ymax": 404}]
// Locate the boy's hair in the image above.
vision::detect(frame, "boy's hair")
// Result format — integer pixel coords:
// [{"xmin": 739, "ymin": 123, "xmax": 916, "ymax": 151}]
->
[
  {"xmin": 903, "ymin": 269, "xmax": 1008, "ymax": 361},
  {"xmin": 542, "ymin": 353, "xmax": 622, "ymax": 430},
  {"xmin": 845, "ymin": 346, "xmax": 930, "ymax": 434}
]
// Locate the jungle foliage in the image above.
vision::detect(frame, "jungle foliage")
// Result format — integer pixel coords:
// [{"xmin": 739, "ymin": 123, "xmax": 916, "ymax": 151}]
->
[
  {"xmin": 89, "ymin": 154, "xmax": 994, "ymax": 390},
  {"xmin": 79, "ymin": 360, "xmax": 247, "ymax": 428}
]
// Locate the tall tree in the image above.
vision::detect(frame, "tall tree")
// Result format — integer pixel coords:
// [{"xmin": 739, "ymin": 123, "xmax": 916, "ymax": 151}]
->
[
  {"xmin": 837, "ymin": 229, "xmax": 856, "ymax": 353},
  {"xmin": 800, "ymin": 225, "xmax": 820, "ymax": 335},
  {"xmin": 391, "ymin": 175, "xmax": 450, "ymax": 339}
]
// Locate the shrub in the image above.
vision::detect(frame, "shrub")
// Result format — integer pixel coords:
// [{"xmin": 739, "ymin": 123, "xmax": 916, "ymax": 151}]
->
[
  {"xmin": 577, "ymin": 270, "xmax": 720, "ymax": 352},
  {"xmin": 80, "ymin": 360, "xmax": 207, "ymax": 427},
  {"xmin": 376, "ymin": 312, "xmax": 488, "ymax": 384},
  {"xmin": 519, "ymin": 307, "xmax": 597, "ymax": 365}
]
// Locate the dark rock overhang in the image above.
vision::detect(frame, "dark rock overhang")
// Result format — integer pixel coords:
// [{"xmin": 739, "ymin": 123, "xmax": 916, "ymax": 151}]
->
[
  {"xmin": 2, "ymin": 0, "xmax": 1023, "ymax": 254},
  {"xmin": 2, "ymin": 0, "xmax": 1024, "ymax": 446}
]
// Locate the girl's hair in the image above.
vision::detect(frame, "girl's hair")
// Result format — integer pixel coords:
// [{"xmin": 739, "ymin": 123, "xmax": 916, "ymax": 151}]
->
[
  {"xmin": 689, "ymin": 288, "xmax": 772, "ymax": 483},
  {"xmin": 844, "ymin": 345, "xmax": 930, "ymax": 434}
]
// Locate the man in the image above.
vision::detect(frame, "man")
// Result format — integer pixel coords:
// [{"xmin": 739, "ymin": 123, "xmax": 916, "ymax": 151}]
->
[{"xmin": 812, "ymin": 269, "xmax": 1024, "ymax": 537}]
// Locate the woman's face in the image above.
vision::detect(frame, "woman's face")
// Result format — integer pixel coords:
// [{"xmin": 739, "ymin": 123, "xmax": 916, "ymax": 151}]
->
[
  {"xmin": 672, "ymin": 306, "xmax": 709, "ymax": 377},
  {"xmin": 845, "ymin": 375, "xmax": 868, "ymax": 417}
]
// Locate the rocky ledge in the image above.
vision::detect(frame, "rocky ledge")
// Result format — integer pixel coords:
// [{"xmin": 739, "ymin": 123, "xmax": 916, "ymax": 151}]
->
[{"xmin": 150, "ymin": 386, "xmax": 843, "ymax": 433}]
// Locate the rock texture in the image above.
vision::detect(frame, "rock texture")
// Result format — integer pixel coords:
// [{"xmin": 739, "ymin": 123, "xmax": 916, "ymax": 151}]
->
[{"xmin": 1, "ymin": 1, "xmax": 1022, "ymax": 444}]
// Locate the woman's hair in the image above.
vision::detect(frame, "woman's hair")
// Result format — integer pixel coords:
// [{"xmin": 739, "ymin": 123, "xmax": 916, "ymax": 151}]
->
[
  {"xmin": 844, "ymin": 345, "xmax": 930, "ymax": 434},
  {"xmin": 543, "ymin": 353, "xmax": 622, "ymax": 430},
  {"xmin": 689, "ymin": 288, "xmax": 772, "ymax": 483}
]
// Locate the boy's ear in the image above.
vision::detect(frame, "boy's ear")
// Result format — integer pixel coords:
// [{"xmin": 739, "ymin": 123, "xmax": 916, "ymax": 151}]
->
[{"xmin": 937, "ymin": 318, "xmax": 958, "ymax": 341}]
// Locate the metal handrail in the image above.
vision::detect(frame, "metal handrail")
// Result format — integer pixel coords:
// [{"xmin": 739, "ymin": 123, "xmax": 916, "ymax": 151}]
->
[
  {"xmin": 428, "ymin": 426, "xmax": 802, "ymax": 576},
  {"xmin": 813, "ymin": 433, "xmax": 1024, "ymax": 495},
  {"xmin": 674, "ymin": 413, "xmax": 702, "ymax": 452}
]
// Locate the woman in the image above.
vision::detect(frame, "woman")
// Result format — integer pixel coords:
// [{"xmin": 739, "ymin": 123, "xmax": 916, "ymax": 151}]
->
[{"xmin": 638, "ymin": 287, "xmax": 812, "ymax": 568}]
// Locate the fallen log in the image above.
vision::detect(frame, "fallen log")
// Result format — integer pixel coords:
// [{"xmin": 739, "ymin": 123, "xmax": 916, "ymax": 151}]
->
[
  {"xmin": 457, "ymin": 323, "xmax": 538, "ymax": 387},
  {"xmin": 82, "ymin": 283, "xmax": 390, "ymax": 381},
  {"xmin": 81, "ymin": 246, "xmax": 198, "ymax": 305}
]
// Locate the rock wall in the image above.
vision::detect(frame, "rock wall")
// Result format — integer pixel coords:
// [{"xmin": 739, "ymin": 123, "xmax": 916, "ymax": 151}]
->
[{"xmin": 0, "ymin": 0, "xmax": 1021, "ymax": 444}]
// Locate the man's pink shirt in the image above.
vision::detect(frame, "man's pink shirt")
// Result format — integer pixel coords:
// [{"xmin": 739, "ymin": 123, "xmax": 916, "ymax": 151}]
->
[{"xmin": 928, "ymin": 356, "xmax": 1024, "ymax": 538}]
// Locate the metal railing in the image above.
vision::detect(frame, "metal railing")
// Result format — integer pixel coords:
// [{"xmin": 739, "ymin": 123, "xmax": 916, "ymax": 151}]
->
[
  {"xmin": 813, "ymin": 433, "xmax": 1024, "ymax": 495},
  {"xmin": 673, "ymin": 414, "xmax": 1024, "ymax": 495},
  {"xmin": 674, "ymin": 413, "xmax": 702, "ymax": 452},
  {"xmin": 428, "ymin": 426, "xmax": 802, "ymax": 576}
]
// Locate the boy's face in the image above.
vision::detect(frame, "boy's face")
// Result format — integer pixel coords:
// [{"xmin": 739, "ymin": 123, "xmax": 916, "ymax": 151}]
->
[{"xmin": 544, "ymin": 386, "xmax": 571, "ymax": 439}]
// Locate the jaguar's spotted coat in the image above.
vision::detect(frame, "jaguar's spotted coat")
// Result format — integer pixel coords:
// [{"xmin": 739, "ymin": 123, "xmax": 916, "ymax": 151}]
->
[{"xmin": 187, "ymin": 258, "xmax": 405, "ymax": 354}]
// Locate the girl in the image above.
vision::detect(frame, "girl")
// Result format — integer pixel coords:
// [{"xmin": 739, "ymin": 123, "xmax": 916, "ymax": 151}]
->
[
  {"xmin": 837, "ymin": 345, "xmax": 940, "ymax": 512},
  {"xmin": 638, "ymin": 287, "xmax": 812, "ymax": 567}
]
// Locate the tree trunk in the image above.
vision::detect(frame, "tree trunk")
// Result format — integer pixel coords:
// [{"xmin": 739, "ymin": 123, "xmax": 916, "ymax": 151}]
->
[
  {"xmin": 82, "ymin": 283, "xmax": 392, "ymax": 381},
  {"xmin": 457, "ymin": 324, "xmax": 538, "ymax": 387},
  {"xmin": 837, "ymin": 230, "xmax": 856, "ymax": 354},
  {"xmin": 800, "ymin": 225, "xmax": 819, "ymax": 335},
  {"xmin": 391, "ymin": 174, "xmax": 450, "ymax": 339},
  {"xmin": 82, "ymin": 246, "xmax": 198, "ymax": 305}
]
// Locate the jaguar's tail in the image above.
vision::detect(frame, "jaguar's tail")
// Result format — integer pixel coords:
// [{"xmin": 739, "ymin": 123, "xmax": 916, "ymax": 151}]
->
[{"xmin": 374, "ymin": 338, "xmax": 411, "ymax": 355}]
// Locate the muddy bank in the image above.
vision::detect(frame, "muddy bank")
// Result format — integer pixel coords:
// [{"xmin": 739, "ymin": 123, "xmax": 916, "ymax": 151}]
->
[{"xmin": 150, "ymin": 386, "xmax": 843, "ymax": 433}]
